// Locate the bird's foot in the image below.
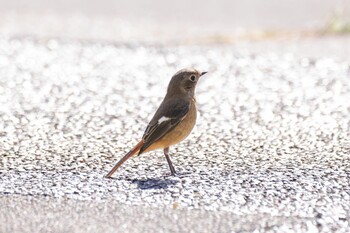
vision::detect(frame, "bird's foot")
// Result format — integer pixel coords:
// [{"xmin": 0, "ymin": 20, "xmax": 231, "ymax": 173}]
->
[{"xmin": 163, "ymin": 171, "xmax": 178, "ymax": 177}]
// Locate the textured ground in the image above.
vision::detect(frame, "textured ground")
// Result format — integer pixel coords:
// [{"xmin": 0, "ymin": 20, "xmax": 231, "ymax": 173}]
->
[{"xmin": 0, "ymin": 37, "xmax": 350, "ymax": 232}]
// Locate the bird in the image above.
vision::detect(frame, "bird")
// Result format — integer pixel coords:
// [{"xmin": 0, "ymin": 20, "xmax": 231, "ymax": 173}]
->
[{"xmin": 105, "ymin": 68, "xmax": 207, "ymax": 178}]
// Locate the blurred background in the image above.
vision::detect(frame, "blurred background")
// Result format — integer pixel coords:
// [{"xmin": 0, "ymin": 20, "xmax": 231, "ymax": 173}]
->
[{"xmin": 1, "ymin": 0, "xmax": 349, "ymax": 44}]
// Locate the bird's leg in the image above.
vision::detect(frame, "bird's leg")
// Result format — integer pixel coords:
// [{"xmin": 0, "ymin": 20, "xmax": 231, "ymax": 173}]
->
[{"xmin": 163, "ymin": 147, "xmax": 176, "ymax": 176}]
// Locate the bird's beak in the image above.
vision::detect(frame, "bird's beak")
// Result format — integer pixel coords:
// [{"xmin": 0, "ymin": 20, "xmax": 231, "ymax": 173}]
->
[{"xmin": 200, "ymin": 71, "xmax": 208, "ymax": 77}]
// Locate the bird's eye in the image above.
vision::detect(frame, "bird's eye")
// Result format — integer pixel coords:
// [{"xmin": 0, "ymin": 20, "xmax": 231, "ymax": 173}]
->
[{"xmin": 190, "ymin": 75, "xmax": 196, "ymax": 81}]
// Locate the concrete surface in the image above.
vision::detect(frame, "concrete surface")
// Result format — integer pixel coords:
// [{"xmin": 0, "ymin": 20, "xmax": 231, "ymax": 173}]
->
[{"xmin": 0, "ymin": 36, "xmax": 349, "ymax": 232}]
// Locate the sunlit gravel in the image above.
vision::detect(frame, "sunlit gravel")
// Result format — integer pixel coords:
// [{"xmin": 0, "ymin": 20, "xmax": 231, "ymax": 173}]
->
[{"xmin": 0, "ymin": 37, "xmax": 349, "ymax": 232}]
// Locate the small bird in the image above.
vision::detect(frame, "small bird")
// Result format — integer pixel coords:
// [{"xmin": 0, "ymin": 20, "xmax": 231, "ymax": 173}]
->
[{"xmin": 105, "ymin": 68, "xmax": 207, "ymax": 178}]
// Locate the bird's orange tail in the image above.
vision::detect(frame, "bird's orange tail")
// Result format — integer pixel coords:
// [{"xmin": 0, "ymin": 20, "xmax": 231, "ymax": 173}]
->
[{"xmin": 105, "ymin": 141, "xmax": 144, "ymax": 178}]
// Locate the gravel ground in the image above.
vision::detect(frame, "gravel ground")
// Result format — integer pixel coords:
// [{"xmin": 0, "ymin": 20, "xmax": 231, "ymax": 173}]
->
[
  {"xmin": 0, "ymin": 195, "xmax": 334, "ymax": 233},
  {"xmin": 0, "ymin": 37, "xmax": 350, "ymax": 232}
]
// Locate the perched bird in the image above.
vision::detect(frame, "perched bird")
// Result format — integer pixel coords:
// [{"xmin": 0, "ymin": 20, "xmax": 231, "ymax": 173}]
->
[{"xmin": 105, "ymin": 68, "xmax": 207, "ymax": 178}]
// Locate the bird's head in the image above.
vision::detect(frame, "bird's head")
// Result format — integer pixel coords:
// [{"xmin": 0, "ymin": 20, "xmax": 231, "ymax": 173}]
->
[{"xmin": 166, "ymin": 68, "xmax": 207, "ymax": 97}]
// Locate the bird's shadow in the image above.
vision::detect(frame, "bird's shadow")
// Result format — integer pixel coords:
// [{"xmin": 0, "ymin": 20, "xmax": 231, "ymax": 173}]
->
[{"xmin": 130, "ymin": 177, "xmax": 180, "ymax": 190}]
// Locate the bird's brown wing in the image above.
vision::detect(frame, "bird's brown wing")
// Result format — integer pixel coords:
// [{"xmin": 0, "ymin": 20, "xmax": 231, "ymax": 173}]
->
[{"xmin": 138, "ymin": 98, "xmax": 190, "ymax": 154}]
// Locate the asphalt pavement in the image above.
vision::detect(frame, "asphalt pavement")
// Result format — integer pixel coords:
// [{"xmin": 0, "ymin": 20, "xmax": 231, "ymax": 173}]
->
[{"xmin": 0, "ymin": 36, "xmax": 349, "ymax": 232}]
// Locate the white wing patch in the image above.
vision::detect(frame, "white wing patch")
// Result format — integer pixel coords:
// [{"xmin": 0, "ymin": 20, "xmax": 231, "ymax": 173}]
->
[{"xmin": 158, "ymin": 116, "xmax": 171, "ymax": 124}]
